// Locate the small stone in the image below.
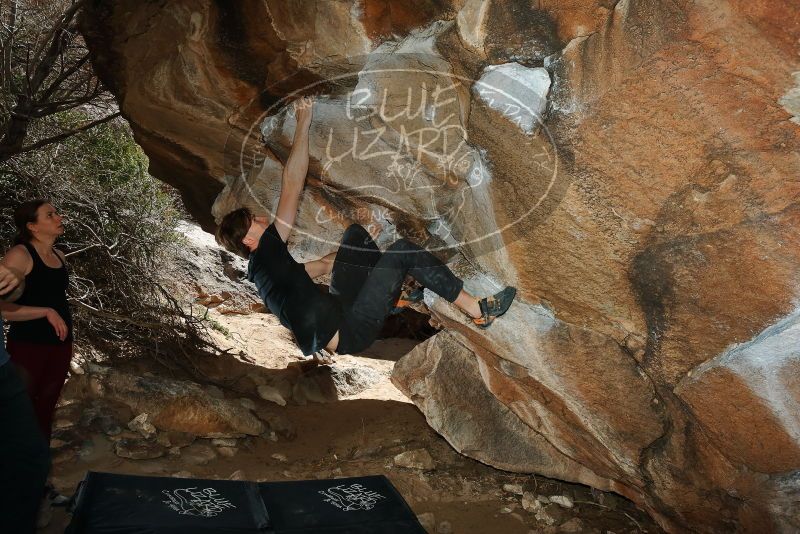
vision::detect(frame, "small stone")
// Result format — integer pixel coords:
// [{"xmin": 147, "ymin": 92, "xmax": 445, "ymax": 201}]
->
[
  {"xmin": 69, "ymin": 360, "xmax": 85, "ymax": 375},
  {"xmin": 50, "ymin": 439, "xmax": 68, "ymax": 449},
  {"xmin": 218, "ymin": 446, "xmax": 238, "ymax": 457},
  {"xmin": 536, "ymin": 495, "xmax": 551, "ymax": 505},
  {"xmin": 535, "ymin": 508, "xmax": 558, "ymax": 526},
  {"xmin": 128, "ymin": 413, "xmax": 157, "ymax": 439},
  {"xmin": 436, "ymin": 520, "xmax": 453, "ymax": 534},
  {"xmin": 521, "ymin": 492, "xmax": 541, "ymax": 512},
  {"xmin": 271, "ymin": 453, "xmax": 288, "ymax": 462},
  {"xmin": 212, "ymin": 438, "xmax": 237, "ymax": 447},
  {"xmin": 268, "ymin": 431, "xmax": 279, "ymax": 442},
  {"xmin": 54, "ymin": 419, "xmax": 74, "ymax": 430},
  {"xmin": 114, "ymin": 439, "xmax": 165, "ymax": 460},
  {"xmin": 239, "ymin": 398, "xmax": 256, "ymax": 410},
  {"xmin": 503, "ymin": 483, "xmax": 524, "ymax": 495},
  {"xmin": 171, "ymin": 471, "xmax": 193, "ymax": 478},
  {"xmin": 559, "ymin": 518, "xmax": 584, "ymax": 532},
  {"xmin": 257, "ymin": 385, "xmax": 287, "ymax": 406},
  {"xmin": 500, "ymin": 506, "xmax": 513, "ymax": 514},
  {"xmin": 417, "ymin": 512, "xmax": 435, "ymax": 532},
  {"xmin": 228, "ymin": 469, "xmax": 247, "ymax": 480},
  {"xmin": 549, "ymin": 495, "xmax": 574, "ymax": 509},
  {"xmin": 181, "ymin": 443, "xmax": 218, "ymax": 465},
  {"xmin": 282, "ymin": 470, "xmax": 293, "ymax": 478},
  {"xmin": 393, "ymin": 449, "xmax": 435, "ymax": 471},
  {"xmin": 535, "ymin": 504, "xmax": 565, "ymax": 526}
]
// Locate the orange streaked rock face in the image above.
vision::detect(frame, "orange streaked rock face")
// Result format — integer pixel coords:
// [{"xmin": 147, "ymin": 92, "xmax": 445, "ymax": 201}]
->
[{"xmin": 80, "ymin": 0, "xmax": 800, "ymax": 531}]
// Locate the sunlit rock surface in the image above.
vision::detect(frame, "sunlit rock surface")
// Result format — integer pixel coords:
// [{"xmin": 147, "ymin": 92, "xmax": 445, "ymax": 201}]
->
[{"xmin": 80, "ymin": 0, "xmax": 800, "ymax": 531}]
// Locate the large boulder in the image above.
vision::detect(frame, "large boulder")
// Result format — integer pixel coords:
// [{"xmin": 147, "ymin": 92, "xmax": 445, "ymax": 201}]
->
[
  {"xmin": 79, "ymin": 1, "xmax": 800, "ymax": 531},
  {"xmin": 80, "ymin": 365, "xmax": 265, "ymax": 438}
]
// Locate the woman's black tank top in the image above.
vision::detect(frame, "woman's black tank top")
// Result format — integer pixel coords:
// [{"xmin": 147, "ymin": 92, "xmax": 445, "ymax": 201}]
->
[{"xmin": 7, "ymin": 242, "xmax": 73, "ymax": 345}]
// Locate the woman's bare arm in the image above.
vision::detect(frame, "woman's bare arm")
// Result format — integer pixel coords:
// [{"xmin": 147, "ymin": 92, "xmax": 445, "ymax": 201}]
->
[{"xmin": 0, "ymin": 303, "xmax": 68, "ymax": 341}]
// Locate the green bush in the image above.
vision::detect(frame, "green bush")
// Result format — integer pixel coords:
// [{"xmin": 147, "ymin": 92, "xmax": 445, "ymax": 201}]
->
[{"xmin": 0, "ymin": 112, "xmax": 214, "ymax": 366}]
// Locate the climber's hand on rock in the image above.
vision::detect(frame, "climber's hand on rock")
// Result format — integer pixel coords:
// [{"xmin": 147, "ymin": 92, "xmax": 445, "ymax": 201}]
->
[{"xmin": 294, "ymin": 96, "xmax": 314, "ymax": 130}]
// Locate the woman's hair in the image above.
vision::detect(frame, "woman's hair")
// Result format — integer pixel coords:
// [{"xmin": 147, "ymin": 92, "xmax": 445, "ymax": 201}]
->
[
  {"xmin": 13, "ymin": 199, "xmax": 49, "ymax": 245},
  {"xmin": 215, "ymin": 207, "xmax": 254, "ymax": 259}
]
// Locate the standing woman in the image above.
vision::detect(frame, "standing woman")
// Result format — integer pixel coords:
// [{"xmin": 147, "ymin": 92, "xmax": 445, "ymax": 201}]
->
[{"xmin": 2, "ymin": 199, "xmax": 71, "ymax": 503}]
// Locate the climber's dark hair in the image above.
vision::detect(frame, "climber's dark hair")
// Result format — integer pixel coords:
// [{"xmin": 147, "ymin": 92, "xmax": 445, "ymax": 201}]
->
[
  {"xmin": 13, "ymin": 199, "xmax": 49, "ymax": 244},
  {"xmin": 216, "ymin": 207, "xmax": 254, "ymax": 259}
]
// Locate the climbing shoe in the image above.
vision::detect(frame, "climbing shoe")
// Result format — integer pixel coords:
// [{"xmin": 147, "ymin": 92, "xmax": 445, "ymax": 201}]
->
[
  {"xmin": 390, "ymin": 286, "xmax": 425, "ymax": 315},
  {"xmin": 473, "ymin": 286, "xmax": 517, "ymax": 329}
]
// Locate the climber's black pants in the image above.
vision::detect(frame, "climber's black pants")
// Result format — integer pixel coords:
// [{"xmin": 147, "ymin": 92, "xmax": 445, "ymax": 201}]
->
[{"xmin": 332, "ymin": 224, "xmax": 463, "ymax": 354}]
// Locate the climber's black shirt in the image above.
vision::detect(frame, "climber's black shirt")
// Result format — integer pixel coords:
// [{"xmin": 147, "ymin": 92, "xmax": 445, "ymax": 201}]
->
[{"xmin": 247, "ymin": 223, "xmax": 341, "ymax": 355}]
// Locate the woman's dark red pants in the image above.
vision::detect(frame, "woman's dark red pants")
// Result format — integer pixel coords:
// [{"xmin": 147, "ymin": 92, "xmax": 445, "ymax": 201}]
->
[{"xmin": 7, "ymin": 339, "xmax": 73, "ymax": 443}]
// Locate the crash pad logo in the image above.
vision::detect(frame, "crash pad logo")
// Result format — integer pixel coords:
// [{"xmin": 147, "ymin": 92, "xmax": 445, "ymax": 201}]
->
[
  {"xmin": 320, "ymin": 483, "xmax": 386, "ymax": 511},
  {"xmin": 162, "ymin": 487, "xmax": 237, "ymax": 517}
]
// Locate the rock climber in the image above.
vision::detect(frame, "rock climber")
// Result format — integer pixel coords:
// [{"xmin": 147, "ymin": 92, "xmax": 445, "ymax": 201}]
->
[{"xmin": 215, "ymin": 97, "xmax": 516, "ymax": 358}]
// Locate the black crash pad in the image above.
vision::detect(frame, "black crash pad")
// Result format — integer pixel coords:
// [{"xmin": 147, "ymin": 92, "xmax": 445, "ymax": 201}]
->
[
  {"xmin": 259, "ymin": 476, "xmax": 426, "ymax": 533},
  {"xmin": 66, "ymin": 471, "xmax": 425, "ymax": 533}
]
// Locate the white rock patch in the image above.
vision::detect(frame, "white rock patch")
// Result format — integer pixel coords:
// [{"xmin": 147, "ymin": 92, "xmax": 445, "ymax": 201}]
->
[
  {"xmin": 680, "ymin": 307, "xmax": 800, "ymax": 442},
  {"xmin": 475, "ymin": 63, "xmax": 551, "ymax": 135},
  {"xmin": 780, "ymin": 72, "xmax": 800, "ymax": 125}
]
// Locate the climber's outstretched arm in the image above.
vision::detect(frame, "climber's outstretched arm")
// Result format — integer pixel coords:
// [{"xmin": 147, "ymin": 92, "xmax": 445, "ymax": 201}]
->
[{"xmin": 274, "ymin": 96, "xmax": 314, "ymax": 243}]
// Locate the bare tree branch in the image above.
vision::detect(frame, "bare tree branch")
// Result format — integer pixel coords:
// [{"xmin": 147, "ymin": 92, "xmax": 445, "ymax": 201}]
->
[
  {"xmin": 2, "ymin": 110, "xmax": 119, "ymax": 159},
  {"xmin": 0, "ymin": 0, "xmax": 18, "ymax": 94},
  {"xmin": 0, "ymin": 0, "xmax": 113, "ymax": 165},
  {"xmin": 39, "ymin": 50, "xmax": 88, "ymax": 100}
]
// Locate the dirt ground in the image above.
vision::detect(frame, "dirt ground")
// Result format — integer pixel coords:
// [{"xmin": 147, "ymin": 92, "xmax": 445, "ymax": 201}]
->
[{"xmin": 41, "ymin": 308, "xmax": 663, "ymax": 534}]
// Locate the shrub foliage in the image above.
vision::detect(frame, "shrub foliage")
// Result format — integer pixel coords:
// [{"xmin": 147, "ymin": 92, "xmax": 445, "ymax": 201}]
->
[{"xmin": 1, "ymin": 114, "xmax": 218, "ymax": 370}]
